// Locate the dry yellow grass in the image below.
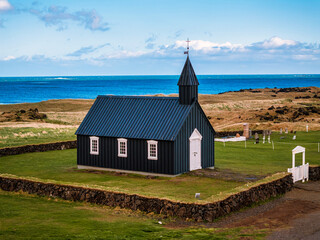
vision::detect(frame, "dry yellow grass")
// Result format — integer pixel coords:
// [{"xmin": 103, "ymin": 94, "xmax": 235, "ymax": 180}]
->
[{"xmin": 0, "ymin": 87, "xmax": 319, "ymax": 130}]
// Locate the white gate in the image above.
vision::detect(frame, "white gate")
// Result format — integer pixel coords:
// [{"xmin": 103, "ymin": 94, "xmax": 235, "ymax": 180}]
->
[
  {"xmin": 189, "ymin": 129, "xmax": 202, "ymax": 171},
  {"xmin": 287, "ymin": 146, "xmax": 309, "ymax": 183}
]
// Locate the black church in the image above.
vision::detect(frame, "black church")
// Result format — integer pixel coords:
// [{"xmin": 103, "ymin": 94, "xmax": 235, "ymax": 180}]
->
[{"xmin": 75, "ymin": 56, "xmax": 215, "ymax": 176}]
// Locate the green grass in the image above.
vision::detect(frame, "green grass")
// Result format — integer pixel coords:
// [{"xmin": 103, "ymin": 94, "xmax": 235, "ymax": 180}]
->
[
  {"xmin": 215, "ymin": 131, "xmax": 320, "ymax": 175},
  {"xmin": 0, "ymin": 127, "xmax": 77, "ymax": 148},
  {"xmin": 0, "ymin": 190, "xmax": 267, "ymax": 240},
  {"xmin": 0, "ymin": 131, "xmax": 318, "ymax": 203},
  {"xmin": 0, "ymin": 149, "xmax": 242, "ymax": 203}
]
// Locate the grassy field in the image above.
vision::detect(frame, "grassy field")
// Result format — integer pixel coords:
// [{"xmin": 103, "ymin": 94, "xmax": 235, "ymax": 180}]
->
[
  {"xmin": 0, "ymin": 131, "xmax": 318, "ymax": 203},
  {"xmin": 1, "ymin": 89, "xmax": 318, "ymax": 239},
  {"xmin": 0, "ymin": 190, "xmax": 267, "ymax": 240},
  {"xmin": 0, "ymin": 127, "xmax": 77, "ymax": 148},
  {"xmin": 215, "ymin": 131, "xmax": 320, "ymax": 175},
  {"xmin": 0, "ymin": 149, "xmax": 243, "ymax": 203}
]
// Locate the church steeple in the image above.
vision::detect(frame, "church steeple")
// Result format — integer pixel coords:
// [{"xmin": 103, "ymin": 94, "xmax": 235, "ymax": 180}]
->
[{"xmin": 178, "ymin": 55, "xmax": 199, "ymax": 105}]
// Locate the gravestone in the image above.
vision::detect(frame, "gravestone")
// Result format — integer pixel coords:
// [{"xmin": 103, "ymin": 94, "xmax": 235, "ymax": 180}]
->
[
  {"xmin": 262, "ymin": 130, "xmax": 266, "ymax": 144},
  {"xmin": 243, "ymin": 123, "xmax": 249, "ymax": 139},
  {"xmin": 268, "ymin": 135, "xmax": 271, "ymax": 143},
  {"xmin": 255, "ymin": 132, "xmax": 259, "ymax": 144},
  {"xmin": 285, "ymin": 128, "xmax": 288, "ymax": 134},
  {"xmin": 293, "ymin": 135, "xmax": 296, "ymax": 140},
  {"xmin": 280, "ymin": 128, "xmax": 283, "ymax": 134}
]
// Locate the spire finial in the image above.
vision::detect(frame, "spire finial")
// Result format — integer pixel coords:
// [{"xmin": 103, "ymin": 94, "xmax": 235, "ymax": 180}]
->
[{"xmin": 184, "ymin": 38, "xmax": 190, "ymax": 55}]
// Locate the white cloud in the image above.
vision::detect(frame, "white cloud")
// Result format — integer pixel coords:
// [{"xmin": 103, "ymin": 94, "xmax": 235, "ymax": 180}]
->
[
  {"xmin": 292, "ymin": 55, "xmax": 318, "ymax": 61},
  {"xmin": 0, "ymin": 0, "xmax": 12, "ymax": 11},
  {"xmin": 99, "ymin": 50, "xmax": 147, "ymax": 59},
  {"xmin": 250, "ymin": 36, "xmax": 298, "ymax": 50},
  {"xmin": 66, "ymin": 37, "xmax": 320, "ymax": 63},
  {"xmin": 163, "ymin": 37, "xmax": 319, "ymax": 61},
  {"xmin": 3, "ymin": 37, "xmax": 319, "ymax": 67},
  {"xmin": 263, "ymin": 37, "xmax": 297, "ymax": 48},
  {"xmin": 172, "ymin": 37, "xmax": 299, "ymax": 55},
  {"xmin": 29, "ymin": 5, "xmax": 109, "ymax": 32},
  {"xmin": 66, "ymin": 43, "xmax": 110, "ymax": 57},
  {"xmin": 175, "ymin": 40, "xmax": 244, "ymax": 53},
  {"xmin": 3, "ymin": 55, "xmax": 15, "ymax": 61}
]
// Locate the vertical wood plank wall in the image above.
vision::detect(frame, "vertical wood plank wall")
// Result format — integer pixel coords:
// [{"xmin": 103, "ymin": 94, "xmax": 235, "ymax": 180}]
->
[
  {"xmin": 174, "ymin": 103, "xmax": 215, "ymax": 174},
  {"xmin": 77, "ymin": 135, "xmax": 175, "ymax": 174}
]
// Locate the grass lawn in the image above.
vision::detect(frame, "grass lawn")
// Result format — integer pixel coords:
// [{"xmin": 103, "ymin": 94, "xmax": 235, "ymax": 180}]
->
[
  {"xmin": 0, "ymin": 127, "xmax": 77, "ymax": 148},
  {"xmin": 215, "ymin": 131, "xmax": 320, "ymax": 175},
  {"xmin": 0, "ymin": 131, "xmax": 318, "ymax": 203},
  {"xmin": 0, "ymin": 148, "xmax": 243, "ymax": 203},
  {"xmin": 0, "ymin": 190, "xmax": 267, "ymax": 240}
]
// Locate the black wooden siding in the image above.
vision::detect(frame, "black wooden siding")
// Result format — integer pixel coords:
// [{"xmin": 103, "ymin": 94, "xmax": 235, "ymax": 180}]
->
[
  {"xmin": 179, "ymin": 85, "xmax": 198, "ymax": 105},
  {"xmin": 77, "ymin": 135, "xmax": 175, "ymax": 174},
  {"xmin": 174, "ymin": 102, "xmax": 215, "ymax": 174}
]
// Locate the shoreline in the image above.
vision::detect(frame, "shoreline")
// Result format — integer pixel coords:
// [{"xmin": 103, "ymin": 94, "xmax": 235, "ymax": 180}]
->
[
  {"xmin": 1, "ymin": 86, "xmax": 319, "ymax": 132},
  {"xmin": 1, "ymin": 86, "xmax": 319, "ymax": 105}
]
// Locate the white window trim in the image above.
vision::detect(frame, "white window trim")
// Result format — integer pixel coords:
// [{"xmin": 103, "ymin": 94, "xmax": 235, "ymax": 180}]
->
[
  {"xmin": 90, "ymin": 136, "xmax": 99, "ymax": 155},
  {"xmin": 117, "ymin": 138, "xmax": 128, "ymax": 158},
  {"xmin": 147, "ymin": 140, "xmax": 158, "ymax": 160}
]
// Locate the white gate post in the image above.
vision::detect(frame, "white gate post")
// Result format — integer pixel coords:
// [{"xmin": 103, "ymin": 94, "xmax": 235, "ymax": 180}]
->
[
  {"xmin": 302, "ymin": 151, "xmax": 306, "ymax": 182},
  {"xmin": 292, "ymin": 152, "xmax": 295, "ymax": 168}
]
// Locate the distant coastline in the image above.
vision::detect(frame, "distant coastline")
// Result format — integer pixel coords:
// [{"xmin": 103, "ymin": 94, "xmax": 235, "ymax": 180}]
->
[
  {"xmin": 1, "ymin": 86, "xmax": 319, "ymax": 132},
  {"xmin": 1, "ymin": 75, "xmax": 320, "ymax": 104}
]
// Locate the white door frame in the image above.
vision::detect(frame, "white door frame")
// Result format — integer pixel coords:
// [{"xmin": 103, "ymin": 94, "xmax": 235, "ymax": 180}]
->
[{"xmin": 189, "ymin": 128, "xmax": 202, "ymax": 171}]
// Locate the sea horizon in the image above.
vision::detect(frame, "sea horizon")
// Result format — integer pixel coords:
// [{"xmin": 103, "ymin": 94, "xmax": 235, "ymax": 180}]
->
[
  {"xmin": 2, "ymin": 74, "xmax": 320, "ymax": 104},
  {"xmin": 1, "ymin": 73, "xmax": 320, "ymax": 77}
]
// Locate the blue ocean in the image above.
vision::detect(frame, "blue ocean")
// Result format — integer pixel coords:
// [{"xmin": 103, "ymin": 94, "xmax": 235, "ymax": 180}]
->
[{"xmin": 1, "ymin": 75, "xmax": 319, "ymax": 104}]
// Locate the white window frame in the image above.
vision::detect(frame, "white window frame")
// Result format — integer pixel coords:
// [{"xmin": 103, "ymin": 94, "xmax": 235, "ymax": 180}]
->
[
  {"xmin": 117, "ymin": 138, "xmax": 128, "ymax": 158},
  {"xmin": 147, "ymin": 140, "xmax": 158, "ymax": 160},
  {"xmin": 90, "ymin": 136, "xmax": 99, "ymax": 155}
]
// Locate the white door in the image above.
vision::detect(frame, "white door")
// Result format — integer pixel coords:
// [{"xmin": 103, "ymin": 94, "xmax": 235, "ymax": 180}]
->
[{"xmin": 189, "ymin": 129, "xmax": 202, "ymax": 171}]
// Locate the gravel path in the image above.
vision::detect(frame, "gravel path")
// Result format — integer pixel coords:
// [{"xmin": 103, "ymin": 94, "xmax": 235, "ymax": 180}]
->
[
  {"xmin": 166, "ymin": 181, "xmax": 320, "ymax": 240},
  {"xmin": 216, "ymin": 181, "xmax": 320, "ymax": 239},
  {"xmin": 267, "ymin": 181, "xmax": 320, "ymax": 240}
]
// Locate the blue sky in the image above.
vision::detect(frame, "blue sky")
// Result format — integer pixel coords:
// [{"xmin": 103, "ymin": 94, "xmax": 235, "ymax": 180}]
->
[{"xmin": 0, "ymin": 0, "xmax": 319, "ymax": 76}]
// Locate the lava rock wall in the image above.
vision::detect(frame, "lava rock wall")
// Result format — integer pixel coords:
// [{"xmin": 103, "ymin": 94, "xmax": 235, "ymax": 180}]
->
[
  {"xmin": 0, "ymin": 174, "xmax": 293, "ymax": 222},
  {"xmin": 0, "ymin": 141, "xmax": 77, "ymax": 157}
]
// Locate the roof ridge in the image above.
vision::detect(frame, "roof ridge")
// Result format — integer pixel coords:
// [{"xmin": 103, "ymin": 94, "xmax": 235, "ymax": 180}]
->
[{"xmin": 97, "ymin": 95, "xmax": 179, "ymax": 100}]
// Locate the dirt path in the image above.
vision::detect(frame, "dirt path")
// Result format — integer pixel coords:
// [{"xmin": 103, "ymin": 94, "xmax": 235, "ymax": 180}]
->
[
  {"xmin": 218, "ymin": 181, "xmax": 320, "ymax": 239},
  {"xmin": 267, "ymin": 182, "xmax": 320, "ymax": 240},
  {"xmin": 166, "ymin": 181, "xmax": 320, "ymax": 239}
]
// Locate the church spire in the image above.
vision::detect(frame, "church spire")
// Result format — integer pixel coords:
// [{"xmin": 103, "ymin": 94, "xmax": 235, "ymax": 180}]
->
[
  {"xmin": 178, "ymin": 40, "xmax": 199, "ymax": 105},
  {"xmin": 177, "ymin": 55, "xmax": 199, "ymax": 86}
]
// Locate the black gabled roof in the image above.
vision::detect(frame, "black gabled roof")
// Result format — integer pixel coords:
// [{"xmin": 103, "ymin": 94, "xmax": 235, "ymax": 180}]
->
[
  {"xmin": 75, "ymin": 96, "xmax": 194, "ymax": 141},
  {"xmin": 177, "ymin": 56, "xmax": 199, "ymax": 86}
]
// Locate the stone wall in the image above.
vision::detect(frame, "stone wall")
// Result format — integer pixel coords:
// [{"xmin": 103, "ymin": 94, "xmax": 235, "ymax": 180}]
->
[
  {"xmin": 309, "ymin": 166, "xmax": 320, "ymax": 181},
  {"xmin": 0, "ymin": 174, "xmax": 293, "ymax": 222},
  {"xmin": 0, "ymin": 141, "xmax": 77, "ymax": 157},
  {"xmin": 215, "ymin": 130, "xmax": 263, "ymax": 138}
]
